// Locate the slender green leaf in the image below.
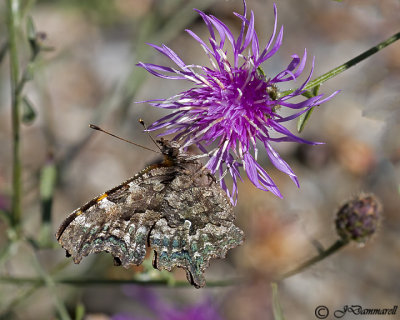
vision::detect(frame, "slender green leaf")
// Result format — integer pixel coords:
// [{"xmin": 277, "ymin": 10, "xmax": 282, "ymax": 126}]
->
[
  {"xmin": 21, "ymin": 96, "xmax": 36, "ymax": 124},
  {"xmin": 312, "ymin": 85, "xmax": 320, "ymax": 96},
  {"xmin": 75, "ymin": 302, "xmax": 85, "ymax": 320},
  {"xmin": 26, "ymin": 16, "xmax": 36, "ymax": 41},
  {"xmin": 0, "ymin": 41, "xmax": 8, "ymax": 64},
  {"xmin": 39, "ymin": 158, "xmax": 57, "ymax": 245},
  {"xmin": 271, "ymin": 282, "xmax": 285, "ymax": 320},
  {"xmin": 297, "ymin": 106, "xmax": 315, "ymax": 133},
  {"xmin": 301, "ymin": 91, "xmax": 314, "ymax": 99},
  {"xmin": 26, "ymin": 16, "xmax": 41, "ymax": 58},
  {"xmin": 40, "ymin": 161, "xmax": 57, "ymax": 201},
  {"xmin": 297, "ymin": 85, "xmax": 320, "ymax": 132}
]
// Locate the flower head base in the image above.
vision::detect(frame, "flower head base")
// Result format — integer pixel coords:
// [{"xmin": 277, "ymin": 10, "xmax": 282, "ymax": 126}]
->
[
  {"xmin": 335, "ymin": 194, "xmax": 382, "ymax": 244},
  {"xmin": 138, "ymin": 1, "xmax": 338, "ymax": 204}
]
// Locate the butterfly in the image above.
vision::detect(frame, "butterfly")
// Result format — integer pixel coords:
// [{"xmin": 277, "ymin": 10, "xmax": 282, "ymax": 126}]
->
[{"xmin": 56, "ymin": 137, "xmax": 244, "ymax": 288}]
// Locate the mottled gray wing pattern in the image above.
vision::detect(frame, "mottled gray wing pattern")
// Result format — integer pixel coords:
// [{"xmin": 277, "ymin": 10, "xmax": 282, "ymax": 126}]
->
[
  {"xmin": 151, "ymin": 185, "xmax": 244, "ymax": 288},
  {"xmin": 56, "ymin": 151, "xmax": 244, "ymax": 288},
  {"xmin": 56, "ymin": 168, "xmax": 166, "ymax": 267}
]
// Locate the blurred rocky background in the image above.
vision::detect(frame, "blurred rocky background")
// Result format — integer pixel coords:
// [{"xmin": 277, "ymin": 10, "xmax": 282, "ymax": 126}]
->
[{"xmin": 0, "ymin": 0, "xmax": 399, "ymax": 319}]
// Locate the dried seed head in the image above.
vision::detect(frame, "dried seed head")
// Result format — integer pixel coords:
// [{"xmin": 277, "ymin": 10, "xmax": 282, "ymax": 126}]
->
[{"xmin": 335, "ymin": 193, "xmax": 382, "ymax": 244}]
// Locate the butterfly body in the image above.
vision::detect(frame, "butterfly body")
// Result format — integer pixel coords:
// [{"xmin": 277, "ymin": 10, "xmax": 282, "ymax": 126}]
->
[{"xmin": 56, "ymin": 139, "xmax": 244, "ymax": 288}]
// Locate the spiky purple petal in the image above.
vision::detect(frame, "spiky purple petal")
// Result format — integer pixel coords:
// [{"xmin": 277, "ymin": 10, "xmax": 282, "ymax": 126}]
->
[{"xmin": 137, "ymin": 1, "xmax": 338, "ymax": 204}]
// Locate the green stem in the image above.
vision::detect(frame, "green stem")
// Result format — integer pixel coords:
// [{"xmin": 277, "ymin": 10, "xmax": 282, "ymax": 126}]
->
[
  {"xmin": 0, "ymin": 242, "xmax": 14, "ymax": 269},
  {"xmin": 0, "ymin": 283, "xmax": 41, "ymax": 319},
  {"xmin": 271, "ymin": 282, "xmax": 285, "ymax": 320},
  {"xmin": 32, "ymin": 255, "xmax": 71, "ymax": 320},
  {"xmin": 282, "ymin": 31, "xmax": 400, "ymax": 96},
  {"xmin": 0, "ymin": 259, "xmax": 71, "ymax": 316},
  {"xmin": 7, "ymin": 0, "xmax": 22, "ymax": 233},
  {"xmin": 278, "ymin": 239, "xmax": 348, "ymax": 281},
  {"xmin": 0, "ymin": 276, "xmax": 237, "ymax": 288}
]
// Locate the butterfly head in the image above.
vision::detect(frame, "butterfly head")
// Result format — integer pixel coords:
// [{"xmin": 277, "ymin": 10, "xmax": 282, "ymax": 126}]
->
[{"xmin": 157, "ymin": 138, "xmax": 183, "ymax": 166}]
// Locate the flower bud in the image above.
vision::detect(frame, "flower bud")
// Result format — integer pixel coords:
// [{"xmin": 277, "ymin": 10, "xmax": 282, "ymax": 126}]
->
[{"xmin": 335, "ymin": 194, "xmax": 382, "ymax": 243}]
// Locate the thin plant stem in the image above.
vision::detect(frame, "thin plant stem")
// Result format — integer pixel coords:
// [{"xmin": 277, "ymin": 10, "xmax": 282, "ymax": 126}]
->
[
  {"xmin": 277, "ymin": 239, "xmax": 348, "ymax": 281},
  {"xmin": 32, "ymin": 254, "xmax": 72, "ymax": 320},
  {"xmin": 271, "ymin": 282, "xmax": 285, "ymax": 320},
  {"xmin": 282, "ymin": 31, "xmax": 400, "ymax": 96},
  {"xmin": 0, "ymin": 258, "xmax": 71, "ymax": 317},
  {"xmin": 0, "ymin": 276, "xmax": 237, "ymax": 288},
  {"xmin": 7, "ymin": 0, "xmax": 23, "ymax": 233},
  {"xmin": 20, "ymin": 0, "xmax": 36, "ymax": 18},
  {"xmin": 0, "ymin": 242, "xmax": 15, "ymax": 269},
  {"xmin": 0, "ymin": 283, "xmax": 41, "ymax": 319}
]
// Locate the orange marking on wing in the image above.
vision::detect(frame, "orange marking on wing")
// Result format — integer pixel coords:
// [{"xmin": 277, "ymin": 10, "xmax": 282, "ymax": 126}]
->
[{"xmin": 96, "ymin": 193, "xmax": 108, "ymax": 202}]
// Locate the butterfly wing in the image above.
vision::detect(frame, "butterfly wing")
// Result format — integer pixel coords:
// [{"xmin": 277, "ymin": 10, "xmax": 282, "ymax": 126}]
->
[
  {"xmin": 56, "ymin": 169, "xmax": 165, "ymax": 267},
  {"xmin": 149, "ymin": 163, "xmax": 244, "ymax": 288},
  {"xmin": 56, "ymin": 157, "xmax": 244, "ymax": 288}
]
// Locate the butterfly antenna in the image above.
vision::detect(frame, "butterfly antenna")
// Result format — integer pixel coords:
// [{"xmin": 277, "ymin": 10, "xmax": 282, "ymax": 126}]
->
[
  {"xmin": 138, "ymin": 119, "xmax": 163, "ymax": 152},
  {"xmin": 89, "ymin": 124, "xmax": 159, "ymax": 153}
]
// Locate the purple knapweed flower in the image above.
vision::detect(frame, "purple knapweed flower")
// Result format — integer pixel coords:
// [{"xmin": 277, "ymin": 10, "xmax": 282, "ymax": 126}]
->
[{"xmin": 138, "ymin": 1, "xmax": 338, "ymax": 204}]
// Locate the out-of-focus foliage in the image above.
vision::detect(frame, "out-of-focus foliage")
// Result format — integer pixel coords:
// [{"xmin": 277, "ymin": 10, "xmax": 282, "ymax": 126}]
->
[{"xmin": 1, "ymin": 0, "xmax": 400, "ymax": 319}]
